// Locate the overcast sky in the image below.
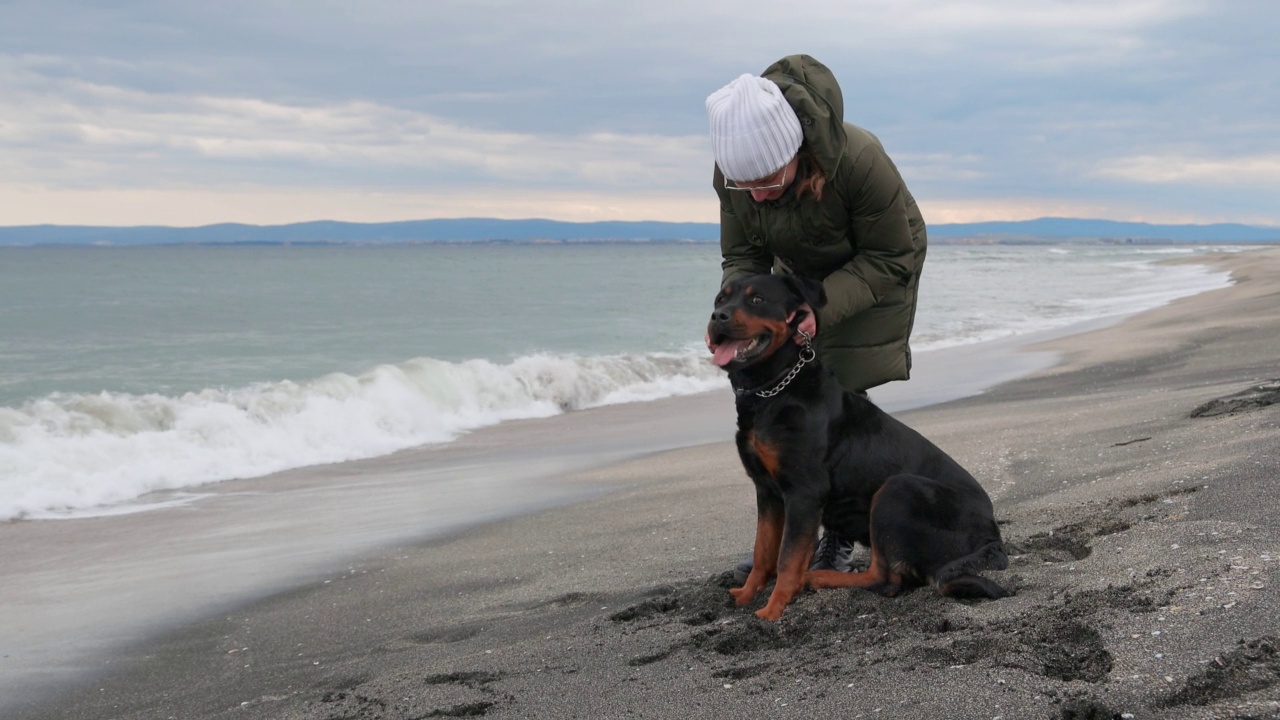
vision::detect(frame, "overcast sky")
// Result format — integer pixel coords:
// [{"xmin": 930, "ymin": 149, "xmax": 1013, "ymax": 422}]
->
[{"xmin": 1, "ymin": 0, "xmax": 1277, "ymax": 227}]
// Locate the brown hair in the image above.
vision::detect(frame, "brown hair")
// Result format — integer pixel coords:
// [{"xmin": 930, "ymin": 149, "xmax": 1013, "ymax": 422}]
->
[{"xmin": 793, "ymin": 144, "xmax": 826, "ymax": 201}]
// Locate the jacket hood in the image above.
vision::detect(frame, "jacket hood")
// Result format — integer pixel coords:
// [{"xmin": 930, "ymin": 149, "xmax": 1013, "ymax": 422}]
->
[{"xmin": 760, "ymin": 55, "xmax": 847, "ymax": 178}]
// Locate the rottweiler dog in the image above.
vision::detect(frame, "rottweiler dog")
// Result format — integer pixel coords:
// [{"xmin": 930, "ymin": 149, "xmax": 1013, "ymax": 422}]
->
[{"xmin": 707, "ymin": 273, "xmax": 1008, "ymax": 621}]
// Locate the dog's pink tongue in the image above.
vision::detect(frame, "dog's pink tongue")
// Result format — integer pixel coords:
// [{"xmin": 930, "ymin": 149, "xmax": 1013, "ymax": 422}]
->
[{"xmin": 711, "ymin": 340, "xmax": 746, "ymax": 367}]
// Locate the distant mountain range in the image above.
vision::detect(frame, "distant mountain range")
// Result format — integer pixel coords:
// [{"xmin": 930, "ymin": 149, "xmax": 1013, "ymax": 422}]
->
[{"xmin": 2, "ymin": 217, "xmax": 1278, "ymax": 246}]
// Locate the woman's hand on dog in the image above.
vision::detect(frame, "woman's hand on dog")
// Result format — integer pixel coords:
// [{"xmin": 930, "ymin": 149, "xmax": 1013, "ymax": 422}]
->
[{"xmin": 794, "ymin": 303, "xmax": 817, "ymax": 344}]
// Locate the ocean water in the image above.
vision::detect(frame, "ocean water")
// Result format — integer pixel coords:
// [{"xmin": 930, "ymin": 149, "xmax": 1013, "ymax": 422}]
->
[{"xmin": 0, "ymin": 242, "xmax": 1236, "ymax": 521}]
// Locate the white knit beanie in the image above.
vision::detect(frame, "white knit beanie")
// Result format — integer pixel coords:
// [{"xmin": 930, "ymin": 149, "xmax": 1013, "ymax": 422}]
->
[{"xmin": 705, "ymin": 73, "xmax": 803, "ymax": 182}]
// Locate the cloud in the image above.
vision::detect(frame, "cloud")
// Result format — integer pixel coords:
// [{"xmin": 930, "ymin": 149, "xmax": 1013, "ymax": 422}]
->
[
  {"xmin": 2, "ymin": 0, "xmax": 1278, "ymax": 226},
  {"xmin": 897, "ymin": 0, "xmax": 1201, "ymax": 34},
  {"xmin": 1095, "ymin": 154, "xmax": 1280, "ymax": 186},
  {"xmin": 0, "ymin": 59, "xmax": 708, "ymax": 194}
]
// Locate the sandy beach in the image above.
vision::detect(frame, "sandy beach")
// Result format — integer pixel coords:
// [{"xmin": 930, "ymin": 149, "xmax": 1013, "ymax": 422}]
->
[{"xmin": 13, "ymin": 248, "xmax": 1280, "ymax": 720}]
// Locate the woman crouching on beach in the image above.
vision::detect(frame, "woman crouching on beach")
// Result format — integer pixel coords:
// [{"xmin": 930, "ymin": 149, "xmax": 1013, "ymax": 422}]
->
[{"xmin": 705, "ymin": 54, "xmax": 929, "ymax": 581}]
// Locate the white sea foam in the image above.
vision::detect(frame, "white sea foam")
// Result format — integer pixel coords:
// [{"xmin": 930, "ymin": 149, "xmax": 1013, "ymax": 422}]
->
[{"xmin": 0, "ymin": 351, "xmax": 725, "ymax": 520}]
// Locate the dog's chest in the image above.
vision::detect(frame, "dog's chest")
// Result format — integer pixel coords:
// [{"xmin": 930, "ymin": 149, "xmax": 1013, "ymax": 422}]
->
[
  {"xmin": 735, "ymin": 402, "xmax": 801, "ymax": 483},
  {"xmin": 742, "ymin": 429, "xmax": 782, "ymax": 479}
]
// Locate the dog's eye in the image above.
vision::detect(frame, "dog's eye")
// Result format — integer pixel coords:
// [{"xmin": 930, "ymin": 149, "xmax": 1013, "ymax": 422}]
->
[{"xmin": 750, "ymin": 295, "xmax": 765, "ymax": 305}]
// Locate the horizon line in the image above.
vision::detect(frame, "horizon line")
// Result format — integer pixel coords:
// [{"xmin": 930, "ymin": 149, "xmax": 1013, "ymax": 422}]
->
[{"xmin": 3, "ymin": 215, "xmax": 1279, "ymax": 231}]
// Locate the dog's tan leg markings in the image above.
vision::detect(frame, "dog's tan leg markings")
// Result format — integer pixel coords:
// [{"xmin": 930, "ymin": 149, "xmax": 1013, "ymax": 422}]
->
[
  {"xmin": 730, "ymin": 507, "xmax": 782, "ymax": 606},
  {"xmin": 757, "ymin": 534, "xmax": 815, "ymax": 621}
]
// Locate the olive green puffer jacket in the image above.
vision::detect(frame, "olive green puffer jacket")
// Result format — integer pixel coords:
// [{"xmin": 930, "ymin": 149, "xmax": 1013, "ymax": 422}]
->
[{"xmin": 716, "ymin": 54, "xmax": 928, "ymax": 392}]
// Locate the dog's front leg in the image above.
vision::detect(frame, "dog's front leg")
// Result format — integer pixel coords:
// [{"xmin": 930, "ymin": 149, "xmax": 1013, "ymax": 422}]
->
[
  {"xmin": 757, "ymin": 491, "xmax": 821, "ymax": 621},
  {"xmin": 730, "ymin": 492, "xmax": 783, "ymax": 607}
]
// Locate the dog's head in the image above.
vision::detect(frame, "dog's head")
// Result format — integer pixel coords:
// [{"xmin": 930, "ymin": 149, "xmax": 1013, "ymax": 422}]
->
[{"xmin": 707, "ymin": 274, "xmax": 826, "ymax": 369}]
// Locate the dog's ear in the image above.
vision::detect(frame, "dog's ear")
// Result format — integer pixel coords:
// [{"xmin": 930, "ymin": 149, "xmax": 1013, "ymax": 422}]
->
[{"xmin": 780, "ymin": 274, "xmax": 827, "ymax": 311}]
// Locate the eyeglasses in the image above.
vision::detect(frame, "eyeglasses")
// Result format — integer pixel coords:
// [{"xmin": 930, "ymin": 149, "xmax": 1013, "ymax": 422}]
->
[{"xmin": 723, "ymin": 163, "xmax": 790, "ymax": 192}]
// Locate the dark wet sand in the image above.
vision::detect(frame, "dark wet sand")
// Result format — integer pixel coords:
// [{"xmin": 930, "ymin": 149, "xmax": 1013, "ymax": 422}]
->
[{"xmin": 17, "ymin": 249, "xmax": 1280, "ymax": 720}]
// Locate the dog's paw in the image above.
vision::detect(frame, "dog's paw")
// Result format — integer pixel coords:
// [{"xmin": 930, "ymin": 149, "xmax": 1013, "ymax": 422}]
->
[
  {"xmin": 754, "ymin": 605, "xmax": 785, "ymax": 622},
  {"xmin": 728, "ymin": 586, "xmax": 757, "ymax": 606}
]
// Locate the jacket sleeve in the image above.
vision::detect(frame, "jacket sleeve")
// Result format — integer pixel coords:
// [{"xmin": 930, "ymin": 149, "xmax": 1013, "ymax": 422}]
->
[
  {"xmin": 817, "ymin": 146, "xmax": 918, "ymax": 329},
  {"xmin": 713, "ymin": 166, "xmax": 774, "ymax": 284}
]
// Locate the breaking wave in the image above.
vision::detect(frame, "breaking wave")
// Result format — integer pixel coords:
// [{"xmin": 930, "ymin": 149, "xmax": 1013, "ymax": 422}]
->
[{"xmin": 0, "ymin": 350, "xmax": 724, "ymax": 520}]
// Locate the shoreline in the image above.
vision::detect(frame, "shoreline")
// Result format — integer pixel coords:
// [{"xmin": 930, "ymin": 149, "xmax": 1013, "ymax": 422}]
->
[{"xmin": 8, "ymin": 248, "xmax": 1280, "ymax": 719}]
